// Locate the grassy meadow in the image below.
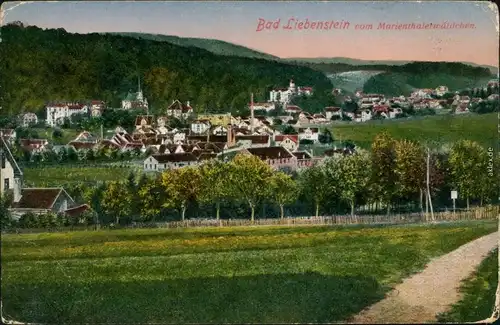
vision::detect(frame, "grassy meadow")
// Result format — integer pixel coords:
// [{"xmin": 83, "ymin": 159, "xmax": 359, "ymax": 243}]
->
[
  {"xmin": 23, "ymin": 166, "xmax": 135, "ymax": 186},
  {"xmin": 437, "ymin": 248, "xmax": 498, "ymax": 323},
  {"xmin": 1, "ymin": 221, "xmax": 497, "ymax": 323},
  {"xmin": 332, "ymin": 112, "xmax": 498, "ymax": 149}
]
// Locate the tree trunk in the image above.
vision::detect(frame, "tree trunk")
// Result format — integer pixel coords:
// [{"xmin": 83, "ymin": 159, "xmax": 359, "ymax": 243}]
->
[
  {"xmin": 280, "ymin": 204, "xmax": 284, "ymax": 219},
  {"xmin": 181, "ymin": 204, "xmax": 186, "ymax": 221},
  {"xmin": 215, "ymin": 202, "xmax": 220, "ymax": 220},
  {"xmin": 315, "ymin": 202, "xmax": 319, "ymax": 217},
  {"xmin": 419, "ymin": 188, "xmax": 424, "ymax": 213},
  {"xmin": 467, "ymin": 197, "xmax": 470, "ymax": 210},
  {"xmin": 386, "ymin": 203, "xmax": 390, "ymax": 216},
  {"xmin": 480, "ymin": 197, "xmax": 483, "ymax": 207},
  {"xmin": 115, "ymin": 215, "xmax": 120, "ymax": 225},
  {"xmin": 250, "ymin": 205, "xmax": 255, "ymax": 223},
  {"xmin": 351, "ymin": 200, "xmax": 355, "ymax": 217}
]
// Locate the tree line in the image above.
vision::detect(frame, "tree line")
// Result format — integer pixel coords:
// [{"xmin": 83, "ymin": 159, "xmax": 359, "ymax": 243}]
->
[{"xmin": 2, "ymin": 133, "xmax": 497, "ymax": 230}]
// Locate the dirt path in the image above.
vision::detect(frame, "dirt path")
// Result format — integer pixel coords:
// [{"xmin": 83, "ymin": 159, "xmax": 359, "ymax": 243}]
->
[{"xmin": 348, "ymin": 231, "xmax": 499, "ymax": 324}]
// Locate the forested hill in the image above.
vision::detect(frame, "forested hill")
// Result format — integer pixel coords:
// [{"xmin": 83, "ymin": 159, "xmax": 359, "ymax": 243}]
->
[
  {"xmin": 111, "ymin": 32, "xmax": 279, "ymax": 61},
  {"xmin": 0, "ymin": 25, "xmax": 332, "ymax": 116}
]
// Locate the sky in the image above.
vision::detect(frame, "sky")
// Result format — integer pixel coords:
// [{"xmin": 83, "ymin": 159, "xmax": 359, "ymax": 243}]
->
[{"xmin": 1, "ymin": 1, "xmax": 498, "ymax": 66}]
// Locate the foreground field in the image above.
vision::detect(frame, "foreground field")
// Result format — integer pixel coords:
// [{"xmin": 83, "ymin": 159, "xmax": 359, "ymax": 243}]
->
[
  {"xmin": 23, "ymin": 166, "xmax": 135, "ymax": 186},
  {"xmin": 1, "ymin": 221, "xmax": 497, "ymax": 323},
  {"xmin": 332, "ymin": 113, "xmax": 497, "ymax": 149},
  {"xmin": 438, "ymin": 249, "xmax": 498, "ymax": 322}
]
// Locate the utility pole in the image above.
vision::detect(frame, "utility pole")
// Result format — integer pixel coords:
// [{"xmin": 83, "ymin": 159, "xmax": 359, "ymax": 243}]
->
[
  {"xmin": 426, "ymin": 146, "xmax": 434, "ymax": 221},
  {"xmin": 250, "ymin": 93, "xmax": 255, "ymax": 134}
]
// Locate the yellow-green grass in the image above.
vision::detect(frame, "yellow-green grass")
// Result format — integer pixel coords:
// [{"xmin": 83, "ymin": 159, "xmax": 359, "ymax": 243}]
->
[
  {"xmin": 32, "ymin": 128, "xmax": 80, "ymax": 145},
  {"xmin": 1, "ymin": 221, "xmax": 497, "ymax": 323},
  {"xmin": 23, "ymin": 166, "xmax": 135, "ymax": 186},
  {"xmin": 437, "ymin": 248, "xmax": 498, "ymax": 322},
  {"xmin": 332, "ymin": 113, "xmax": 498, "ymax": 149}
]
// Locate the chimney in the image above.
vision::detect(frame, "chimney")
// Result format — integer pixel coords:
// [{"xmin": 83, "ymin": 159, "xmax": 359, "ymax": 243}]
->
[{"xmin": 250, "ymin": 93, "xmax": 255, "ymax": 134}]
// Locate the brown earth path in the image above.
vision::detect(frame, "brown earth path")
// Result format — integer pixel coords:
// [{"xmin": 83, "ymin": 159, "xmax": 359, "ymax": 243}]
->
[{"xmin": 348, "ymin": 231, "xmax": 499, "ymax": 324}]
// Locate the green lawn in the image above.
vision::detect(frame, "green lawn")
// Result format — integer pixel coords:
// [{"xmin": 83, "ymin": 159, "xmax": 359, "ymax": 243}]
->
[
  {"xmin": 332, "ymin": 113, "xmax": 497, "ymax": 149},
  {"xmin": 23, "ymin": 166, "xmax": 136, "ymax": 186},
  {"xmin": 1, "ymin": 221, "xmax": 497, "ymax": 323},
  {"xmin": 32, "ymin": 128, "xmax": 80, "ymax": 145},
  {"xmin": 437, "ymin": 248, "xmax": 498, "ymax": 323}
]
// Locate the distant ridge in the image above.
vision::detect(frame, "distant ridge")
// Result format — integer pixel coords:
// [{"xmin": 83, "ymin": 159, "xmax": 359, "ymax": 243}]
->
[
  {"xmin": 106, "ymin": 33, "xmax": 498, "ymax": 75},
  {"xmin": 283, "ymin": 57, "xmax": 499, "ymax": 75},
  {"xmin": 108, "ymin": 32, "xmax": 280, "ymax": 61}
]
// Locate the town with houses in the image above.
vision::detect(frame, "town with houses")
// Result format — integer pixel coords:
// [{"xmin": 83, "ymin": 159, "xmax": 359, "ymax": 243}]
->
[{"xmin": 1, "ymin": 77, "xmax": 499, "ymax": 218}]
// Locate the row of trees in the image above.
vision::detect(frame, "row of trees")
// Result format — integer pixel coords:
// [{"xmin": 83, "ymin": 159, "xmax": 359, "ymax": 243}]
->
[
  {"xmin": 12, "ymin": 144, "xmax": 147, "ymax": 166},
  {"xmin": 74, "ymin": 135, "xmax": 500, "ymax": 224},
  {"xmin": 2, "ymin": 134, "xmax": 497, "ymax": 228}
]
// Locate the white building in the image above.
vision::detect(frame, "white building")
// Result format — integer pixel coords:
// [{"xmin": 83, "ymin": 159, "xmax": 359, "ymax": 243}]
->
[
  {"xmin": 274, "ymin": 135, "xmax": 299, "ymax": 152},
  {"xmin": 434, "ymin": 86, "xmax": 449, "ymax": 97},
  {"xmin": 250, "ymin": 102, "xmax": 276, "ymax": 112},
  {"xmin": 166, "ymin": 100, "xmax": 194, "ymax": 119},
  {"xmin": 46, "ymin": 102, "xmax": 89, "ymax": 127},
  {"xmin": 19, "ymin": 113, "xmax": 38, "ymax": 127},
  {"xmin": 121, "ymin": 79, "xmax": 148, "ymax": 110},
  {"xmin": 90, "ymin": 100, "xmax": 105, "ymax": 117},
  {"xmin": 324, "ymin": 107, "xmax": 342, "ymax": 120},
  {"xmin": 190, "ymin": 120, "xmax": 211, "ymax": 135},
  {"xmin": 297, "ymin": 127, "xmax": 319, "ymax": 143}
]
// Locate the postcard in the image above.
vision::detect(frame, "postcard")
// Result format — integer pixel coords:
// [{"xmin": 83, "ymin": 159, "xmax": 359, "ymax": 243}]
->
[{"xmin": 0, "ymin": 1, "xmax": 499, "ymax": 324}]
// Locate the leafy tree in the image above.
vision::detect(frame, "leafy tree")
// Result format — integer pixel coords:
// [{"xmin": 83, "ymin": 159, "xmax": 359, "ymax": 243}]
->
[
  {"xmin": 101, "ymin": 181, "xmax": 132, "ymax": 224},
  {"xmin": 371, "ymin": 132, "xmax": 398, "ymax": 214},
  {"xmin": 335, "ymin": 153, "xmax": 372, "ymax": 216},
  {"xmin": 228, "ymin": 153, "xmax": 274, "ymax": 222},
  {"xmin": 161, "ymin": 167, "xmax": 202, "ymax": 221},
  {"xmin": 449, "ymin": 140, "xmax": 488, "ymax": 209},
  {"xmin": 282, "ymin": 125, "xmax": 298, "ymax": 135},
  {"xmin": 199, "ymin": 160, "xmax": 232, "ymax": 220},
  {"xmin": 298, "ymin": 163, "xmax": 330, "ymax": 217},
  {"xmin": 138, "ymin": 175, "xmax": 165, "ymax": 221},
  {"xmin": 394, "ymin": 140, "xmax": 426, "ymax": 209},
  {"xmin": 0, "ymin": 192, "xmax": 13, "ymax": 230},
  {"xmin": 269, "ymin": 171, "xmax": 299, "ymax": 219}
]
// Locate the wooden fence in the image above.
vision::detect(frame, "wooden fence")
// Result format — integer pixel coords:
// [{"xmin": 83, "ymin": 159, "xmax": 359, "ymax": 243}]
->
[
  {"xmin": 131, "ymin": 205, "xmax": 499, "ymax": 229},
  {"xmin": 4, "ymin": 206, "xmax": 498, "ymax": 234}
]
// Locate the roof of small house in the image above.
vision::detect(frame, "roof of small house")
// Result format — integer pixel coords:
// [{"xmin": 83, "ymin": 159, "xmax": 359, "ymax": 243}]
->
[
  {"xmin": 324, "ymin": 107, "xmax": 341, "ymax": 112},
  {"xmin": 68, "ymin": 141, "xmax": 96, "ymax": 150},
  {"xmin": 64, "ymin": 204, "xmax": 91, "ymax": 217},
  {"xmin": 293, "ymin": 151, "xmax": 312, "ymax": 160},
  {"xmin": 274, "ymin": 135, "xmax": 298, "ymax": 143},
  {"xmin": 235, "ymin": 135, "xmax": 269, "ymax": 144},
  {"xmin": 285, "ymin": 105, "xmax": 302, "ymax": 111},
  {"xmin": 12, "ymin": 188, "xmax": 73, "ymax": 210},
  {"xmin": 135, "ymin": 115, "xmax": 154, "ymax": 126},
  {"xmin": 187, "ymin": 135, "xmax": 227, "ymax": 143},
  {"xmin": 246, "ymin": 146, "xmax": 293, "ymax": 160},
  {"xmin": 152, "ymin": 153, "xmax": 198, "ymax": 163},
  {"xmin": 167, "ymin": 100, "xmax": 192, "ymax": 113},
  {"xmin": 298, "ymin": 128, "xmax": 319, "ymax": 133}
]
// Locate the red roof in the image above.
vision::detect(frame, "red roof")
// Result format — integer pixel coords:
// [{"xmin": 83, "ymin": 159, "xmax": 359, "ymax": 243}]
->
[
  {"xmin": 235, "ymin": 135, "xmax": 270, "ymax": 144},
  {"xmin": 69, "ymin": 141, "xmax": 96, "ymax": 150},
  {"xmin": 65, "ymin": 204, "xmax": 91, "ymax": 217},
  {"xmin": 274, "ymin": 135, "xmax": 298, "ymax": 144},
  {"xmin": 286, "ymin": 105, "xmax": 301, "ymax": 111},
  {"xmin": 246, "ymin": 147, "xmax": 294, "ymax": 160},
  {"xmin": 12, "ymin": 188, "xmax": 69, "ymax": 210},
  {"xmin": 167, "ymin": 100, "xmax": 193, "ymax": 113}
]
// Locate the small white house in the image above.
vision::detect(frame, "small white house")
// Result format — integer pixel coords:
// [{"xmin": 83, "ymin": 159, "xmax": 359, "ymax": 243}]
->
[{"xmin": 297, "ymin": 127, "xmax": 319, "ymax": 143}]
